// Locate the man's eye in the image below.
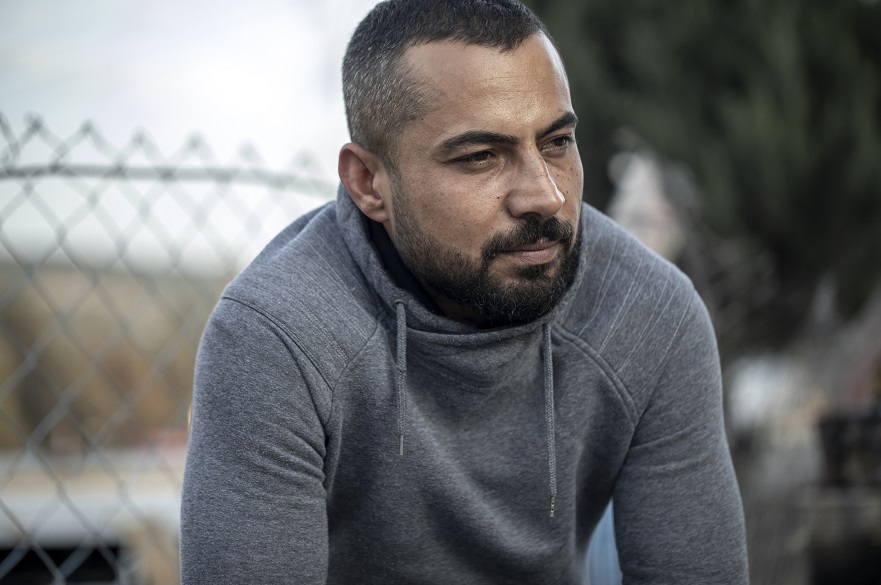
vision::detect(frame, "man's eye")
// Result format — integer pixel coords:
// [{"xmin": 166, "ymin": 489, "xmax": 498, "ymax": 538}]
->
[
  {"xmin": 544, "ymin": 134, "xmax": 575, "ymax": 154},
  {"xmin": 455, "ymin": 150, "xmax": 495, "ymax": 168}
]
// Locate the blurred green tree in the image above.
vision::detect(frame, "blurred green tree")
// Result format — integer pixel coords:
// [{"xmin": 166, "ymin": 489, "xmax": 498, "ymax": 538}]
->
[{"xmin": 526, "ymin": 0, "xmax": 881, "ymax": 352}]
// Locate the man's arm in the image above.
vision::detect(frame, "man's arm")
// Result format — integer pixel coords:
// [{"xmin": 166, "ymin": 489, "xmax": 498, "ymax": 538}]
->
[
  {"xmin": 613, "ymin": 291, "xmax": 749, "ymax": 584},
  {"xmin": 180, "ymin": 298, "xmax": 329, "ymax": 584}
]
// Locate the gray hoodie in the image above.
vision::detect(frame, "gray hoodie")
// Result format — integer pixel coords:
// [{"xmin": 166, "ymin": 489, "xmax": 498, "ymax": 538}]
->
[{"xmin": 180, "ymin": 188, "xmax": 748, "ymax": 584}]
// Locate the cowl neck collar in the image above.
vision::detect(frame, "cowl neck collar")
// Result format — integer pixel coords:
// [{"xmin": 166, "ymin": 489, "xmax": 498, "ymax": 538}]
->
[{"xmin": 336, "ymin": 186, "xmax": 580, "ymax": 516}]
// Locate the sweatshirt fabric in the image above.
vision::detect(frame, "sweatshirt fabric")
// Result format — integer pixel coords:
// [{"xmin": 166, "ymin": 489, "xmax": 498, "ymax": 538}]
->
[{"xmin": 180, "ymin": 187, "xmax": 749, "ymax": 584}]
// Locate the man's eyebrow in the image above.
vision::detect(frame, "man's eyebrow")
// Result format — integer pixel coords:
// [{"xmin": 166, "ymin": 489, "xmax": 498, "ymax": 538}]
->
[
  {"xmin": 437, "ymin": 130, "xmax": 518, "ymax": 155},
  {"xmin": 536, "ymin": 112, "xmax": 578, "ymax": 140},
  {"xmin": 435, "ymin": 111, "xmax": 579, "ymax": 156}
]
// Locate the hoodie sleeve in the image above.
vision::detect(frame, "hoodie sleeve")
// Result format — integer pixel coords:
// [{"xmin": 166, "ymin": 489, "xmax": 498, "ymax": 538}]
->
[
  {"xmin": 612, "ymin": 291, "xmax": 749, "ymax": 584},
  {"xmin": 180, "ymin": 297, "xmax": 330, "ymax": 585}
]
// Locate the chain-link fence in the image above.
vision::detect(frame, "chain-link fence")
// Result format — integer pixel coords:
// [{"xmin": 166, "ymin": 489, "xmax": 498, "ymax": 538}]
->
[{"xmin": 0, "ymin": 113, "xmax": 335, "ymax": 584}]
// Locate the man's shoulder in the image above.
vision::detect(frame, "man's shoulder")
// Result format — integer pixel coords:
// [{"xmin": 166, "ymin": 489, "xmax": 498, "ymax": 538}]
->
[
  {"xmin": 563, "ymin": 204, "xmax": 711, "ymax": 390},
  {"xmin": 576, "ymin": 203, "xmax": 697, "ymax": 307},
  {"xmin": 219, "ymin": 202, "xmax": 381, "ymax": 366}
]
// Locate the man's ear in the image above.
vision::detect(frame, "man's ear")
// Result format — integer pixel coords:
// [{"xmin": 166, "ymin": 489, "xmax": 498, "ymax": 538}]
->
[{"xmin": 338, "ymin": 143, "xmax": 392, "ymax": 223}]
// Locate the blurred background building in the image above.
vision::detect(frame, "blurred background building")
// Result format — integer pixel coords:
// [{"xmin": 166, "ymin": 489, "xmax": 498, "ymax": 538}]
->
[{"xmin": 2, "ymin": 0, "xmax": 880, "ymax": 583}]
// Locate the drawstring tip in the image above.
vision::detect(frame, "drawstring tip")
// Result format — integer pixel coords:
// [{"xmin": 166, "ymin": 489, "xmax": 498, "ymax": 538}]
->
[
  {"xmin": 399, "ymin": 434, "xmax": 404, "ymax": 456},
  {"xmin": 549, "ymin": 495, "xmax": 556, "ymax": 518}
]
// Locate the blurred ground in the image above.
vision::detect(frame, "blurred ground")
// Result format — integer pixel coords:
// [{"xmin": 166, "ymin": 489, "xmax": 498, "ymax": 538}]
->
[{"xmin": 735, "ymin": 439, "xmax": 816, "ymax": 584}]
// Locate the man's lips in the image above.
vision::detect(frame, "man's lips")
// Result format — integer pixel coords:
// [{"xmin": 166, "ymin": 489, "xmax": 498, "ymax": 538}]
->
[{"xmin": 501, "ymin": 239, "xmax": 561, "ymax": 264}]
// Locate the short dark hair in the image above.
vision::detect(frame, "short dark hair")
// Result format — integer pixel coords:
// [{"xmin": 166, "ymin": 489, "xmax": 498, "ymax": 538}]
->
[{"xmin": 342, "ymin": 0, "xmax": 549, "ymax": 166}]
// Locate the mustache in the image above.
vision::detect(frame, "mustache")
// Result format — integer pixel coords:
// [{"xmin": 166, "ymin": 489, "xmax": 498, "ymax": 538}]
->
[{"xmin": 482, "ymin": 216, "xmax": 575, "ymax": 261}]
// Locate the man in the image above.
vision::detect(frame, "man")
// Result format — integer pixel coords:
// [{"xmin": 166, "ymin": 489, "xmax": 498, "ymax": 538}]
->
[{"xmin": 180, "ymin": 1, "xmax": 749, "ymax": 583}]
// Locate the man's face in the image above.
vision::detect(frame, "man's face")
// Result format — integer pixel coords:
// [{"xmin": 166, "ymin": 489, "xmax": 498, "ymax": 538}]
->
[{"xmin": 381, "ymin": 34, "xmax": 584, "ymax": 327}]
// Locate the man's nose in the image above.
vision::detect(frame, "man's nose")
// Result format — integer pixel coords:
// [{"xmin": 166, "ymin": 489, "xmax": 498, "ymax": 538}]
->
[{"xmin": 505, "ymin": 150, "xmax": 566, "ymax": 219}]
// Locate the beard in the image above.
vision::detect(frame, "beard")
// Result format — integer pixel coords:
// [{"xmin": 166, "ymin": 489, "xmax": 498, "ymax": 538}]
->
[{"xmin": 391, "ymin": 182, "xmax": 580, "ymax": 327}]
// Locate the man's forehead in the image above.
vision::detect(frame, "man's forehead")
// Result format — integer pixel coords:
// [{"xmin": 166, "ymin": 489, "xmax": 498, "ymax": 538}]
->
[{"xmin": 402, "ymin": 33, "xmax": 568, "ymax": 90}]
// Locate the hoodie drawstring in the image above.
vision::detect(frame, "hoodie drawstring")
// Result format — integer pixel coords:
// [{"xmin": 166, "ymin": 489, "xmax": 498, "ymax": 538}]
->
[
  {"xmin": 394, "ymin": 300, "xmax": 407, "ymax": 456},
  {"xmin": 542, "ymin": 323, "xmax": 557, "ymax": 518},
  {"xmin": 391, "ymin": 301, "xmax": 557, "ymax": 519}
]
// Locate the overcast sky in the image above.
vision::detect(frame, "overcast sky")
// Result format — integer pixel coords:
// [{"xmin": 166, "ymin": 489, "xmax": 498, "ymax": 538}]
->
[
  {"xmin": 0, "ymin": 0, "xmax": 383, "ymax": 270},
  {"xmin": 1, "ymin": 0, "xmax": 380, "ymax": 176}
]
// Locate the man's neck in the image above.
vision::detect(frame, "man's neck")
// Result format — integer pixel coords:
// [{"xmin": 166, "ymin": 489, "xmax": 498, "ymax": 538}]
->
[
  {"xmin": 366, "ymin": 217, "xmax": 442, "ymax": 313},
  {"xmin": 366, "ymin": 216, "xmax": 492, "ymax": 327}
]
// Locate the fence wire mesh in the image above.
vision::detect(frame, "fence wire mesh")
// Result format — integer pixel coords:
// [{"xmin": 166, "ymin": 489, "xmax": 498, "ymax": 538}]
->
[{"xmin": 0, "ymin": 113, "xmax": 335, "ymax": 584}]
